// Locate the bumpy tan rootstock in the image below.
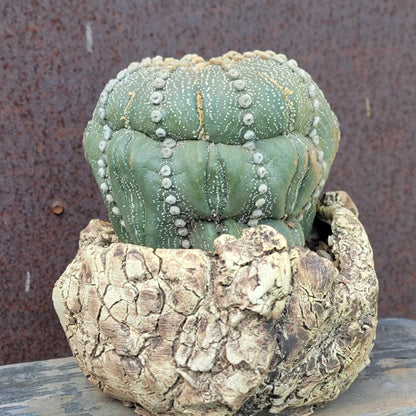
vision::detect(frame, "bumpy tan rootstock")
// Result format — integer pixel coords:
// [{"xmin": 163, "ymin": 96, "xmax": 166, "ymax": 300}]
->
[{"xmin": 53, "ymin": 191, "xmax": 378, "ymax": 416}]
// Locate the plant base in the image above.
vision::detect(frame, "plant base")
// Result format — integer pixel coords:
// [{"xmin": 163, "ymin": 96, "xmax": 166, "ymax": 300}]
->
[{"xmin": 53, "ymin": 191, "xmax": 378, "ymax": 416}]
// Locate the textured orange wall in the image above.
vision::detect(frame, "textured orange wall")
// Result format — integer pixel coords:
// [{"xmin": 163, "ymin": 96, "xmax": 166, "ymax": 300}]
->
[{"xmin": 1, "ymin": 0, "xmax": 415, "ymax": 364}]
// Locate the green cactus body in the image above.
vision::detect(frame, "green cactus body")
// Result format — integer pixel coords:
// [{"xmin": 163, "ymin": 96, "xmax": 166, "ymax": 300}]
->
[{"xmin": 84, "ymin": 51, "xmax": 340, "ymax": 250}]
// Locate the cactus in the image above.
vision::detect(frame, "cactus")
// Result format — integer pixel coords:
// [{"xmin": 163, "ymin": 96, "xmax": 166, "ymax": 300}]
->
[{"xmin": 84, "ymin": 50, "xmax": 340, "ymax": 250}]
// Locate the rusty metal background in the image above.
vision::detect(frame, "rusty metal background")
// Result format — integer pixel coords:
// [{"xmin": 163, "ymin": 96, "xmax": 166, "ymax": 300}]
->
[{"xmin": 1, "ymin": 0, "xmax": 415, "ymax": 365}]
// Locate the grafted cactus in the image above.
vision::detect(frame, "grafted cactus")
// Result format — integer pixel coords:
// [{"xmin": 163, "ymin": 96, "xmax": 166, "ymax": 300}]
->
[{"xmin": 84, "ymin": 50, "xmax": 340, "ymax": 250}]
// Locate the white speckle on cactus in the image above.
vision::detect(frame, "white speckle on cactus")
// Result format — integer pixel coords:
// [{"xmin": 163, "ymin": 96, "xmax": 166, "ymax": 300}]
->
[
  {"xmin": 311, "ymin": 132, "xmax": 320, "ymax": 146},
  {"xmin": 297, "ymin": 213, "xmax": 304, "ymax": 221},
  {"xmin": 151, "ymin": 109, "xmax": 163, "ymax": 123},
  {"xmin": 156, "ymin": 128, "xmax": 167, "ymax": 138},
  {"xmin": 181, "ymin": 239, "xmax": 191, "ymax": 249},
  {"xmin": 100, "ymin": 183, "xmax": 109, "ymax": 193},
  {"xmin": 161, "ymin": 178, "xmax": 172, "ymax": 189},
  {"xmin": 163, "ymin": 138, "xmax": 177, "ymax": 148},
  {"xmin": 105, "ymin": 79, "xmax": 117, "ymax": 92},
  {"xmin": 165, "ymin": 195, "xmax": 177, "ymax": 204},
  {"xmin": 98, "ymin": 168, "xmax": 106, "ymax": 178},
  {"xmin": 313, "ymin": 188, "xmax": 321, "ymax": 199},
  {"xmin": 161, "ymin": 147, "xmax": 173, "ymax": 158},
  {"xmin": 251, "ymin": 209, "xmax": 263, "ymax": 218},
  {"xmin": 106, "ymin": 194, "xmax": 114, "ymax": 203},
  {"xmin": 238, "ymin": 94, "xmax": 253, "ymax": 108},
  {"xmin": 153, "ymin": 78, "xmax": 166, "ymax": 89},
  {"xmin": 255, "ymin": 198, "xmax": 266, "ymax": 207},
  {"xmin": 160, "ymin": 165, "xmax": 172, "ymax": 176},
  {"xmin": 243, "ymin": 113, "xmax": 254, "ymax": 125},
  {"xmin": 296, "ymin": 68, "xmax": 309, "ymax": 81},
  {"xmin": 103, "ymin": 125, "xmax": 112, "ymax": 140},
  {"xmin": 316, "ymin": 150, "xmax": 324, "ymax": 163},
  {"xmin": 308, "ymin": 84, "xmax": 316, "ymax": 97},
  {"xmin": 112, "ymin": 206, "xmax": 121, "ymax": 215},
  {"xmin": 98, "ymin": 107, "xmax": 106, "ymax": 120},
  {"xmin": 141, "ymin": 57, "xmax": 152, "ymax": 68},
  {"xmin": 232, "ymin": 79, "xmax": 246, "ymax": 91},
  {"xmin": 287, "ymin": 59, "xmax": 298, "ymax": 69},
  {"xmin": 158, "ymin": 70, "xmax": 170, "ymax": 79},
  {"xmin": 169, "ymin": 206, "xmax": 181, "ymax": 215},
  {"xmin": 116, "ymin": 69, "xmax": 128, "ymax": 80},
  {"xmin": 313, "ymin": 99, "xmax": 321, "ymax": 111},
  {"xmin": 273, "ymin": 53, "xmax": 287, "ymax": 63},
  {"xmin": 99, "ymin": 91, "xmax": 108, "ymax": 105},
  {"xmin": 98, "ymin": 141, "xmax": 107, "ymax": 152},
  {"xmin": 174, "ymin": 219, "xmax": 186, "ymax": 228},
  {"xmin": 243, "ymin": 130, "xmax": 256, "ymax": 141},
  {"xmin": 127, "ymin": 62, "xmax": 140, "ymax": 73},
  {"xmin": 257, "ymin": 167, "xmax": 267, "ymax": 178},
  {"xmin": 227, "ymin": 68, "xmax": 240, "ymax": 79},
  {"xmin": 150, "ymin": 91, "xmax": 164, "ymax": 104},
  {"xmin": 177, "ymin": 227, "xmax": 188, "ymax": 237},
  {"xmin": 253, "ymin": 153, "xmax": 264, "ymax": 164},
  {"xmin": 242, "ymin": 141, "xmax": 256, "ymax": 151},
  {"xmin": 313, "ymin": 116, "xmax": 320, "ymax": 128},
  {"xmin": 258, "ymin": 184, "xmax": 268, "ymax": 194},
  {"xmin": 97, "ymin": 159, "xmax": 106, "ymax": 168},
  {"xmin": 247, "ymin": 218, "xmax": 258, "ymax": 227}
]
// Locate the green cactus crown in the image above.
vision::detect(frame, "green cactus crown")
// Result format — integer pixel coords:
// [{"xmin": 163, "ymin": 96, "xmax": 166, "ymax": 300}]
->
[{"xmin": 84, "ymin": 50, "xmax": 340, "ymax": 250}]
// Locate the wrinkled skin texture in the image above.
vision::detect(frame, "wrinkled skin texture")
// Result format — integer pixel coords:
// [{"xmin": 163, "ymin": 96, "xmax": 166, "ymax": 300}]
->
[
  {"xmin": 83, "ymin": 51, "xmax": 340, "ymax": 250},
  {"xmin": 53, "ymin": 192, "xmax": 378, "ymax": 416}
]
